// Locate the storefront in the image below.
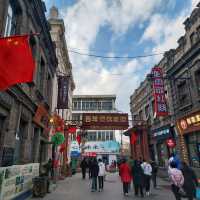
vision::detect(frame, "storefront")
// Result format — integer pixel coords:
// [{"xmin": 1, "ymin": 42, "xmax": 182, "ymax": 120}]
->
[
  {"xmin": 177, "ymin": 111, "xmax": 200, "ymax": 168},
  {"xmin": 151, "ymin": 125, "xmax": 176, "ymax": 166}
]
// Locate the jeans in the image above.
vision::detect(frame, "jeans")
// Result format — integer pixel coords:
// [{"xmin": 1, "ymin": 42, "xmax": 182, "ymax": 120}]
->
[
  {"xmin": 123, "ymin": 182, "xmax": 129, "ymax": 194},
  {"xmin": 91, "ymin": 177, "xmax": 97, "ymax": 191},
  {"xmin": 145, "ymin": 175, "xmax": 151, "ymax": 192},
  {"xmin": 98, "ymin": 176, "xmax": 104, "ymax": 190},
  {"xmin": 171, "ymin": 184, "xmax": 181, "ymax": 200},
  {"xmin": 134, "ymin": 184, "xmax": 144, "ymax": 197}
]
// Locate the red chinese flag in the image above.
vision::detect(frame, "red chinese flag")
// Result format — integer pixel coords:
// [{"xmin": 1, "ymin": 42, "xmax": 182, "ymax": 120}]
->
[
  {"xmin": 0, "ymin": 35, "xmax": 35, "ymax": 90},
  {"xmin": 130, "ymin": 133, "xmax": 137, "ymax": 145}
]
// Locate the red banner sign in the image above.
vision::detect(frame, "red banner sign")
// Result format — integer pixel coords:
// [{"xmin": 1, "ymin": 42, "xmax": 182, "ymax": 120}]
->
[
  {"xmin": 82, "ymin": 152, "xmax": 97, "ymax": 157},
  {"xmin": 152, "ymin": 67, "xmax": 168, "ymax": 117},
  {"xmin": 82, "ymin": 113, "xmax": 129, "ymax": 130}
]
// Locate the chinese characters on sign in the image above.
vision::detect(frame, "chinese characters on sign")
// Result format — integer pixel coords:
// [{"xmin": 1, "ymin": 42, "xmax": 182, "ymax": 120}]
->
[
  {"xmin": 177, "ymin": 111, "xmax": 200, "ymax": 134},
  {"xmin": 57, "ymin": 76, "xmax": 69, "ymax": 109},
  {"xmin": 82, "ymin": 113, "xmax": 129, "ymax": 130},
  {"xmin": 152, "ymin": 67, "xmax": 168, "ymax": 117}
]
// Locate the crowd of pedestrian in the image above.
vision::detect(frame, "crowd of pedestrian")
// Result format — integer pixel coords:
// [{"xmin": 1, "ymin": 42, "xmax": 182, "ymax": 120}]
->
[{"xmin": 80, "ymin": 158, "xmax": 106, "ymax": 192}]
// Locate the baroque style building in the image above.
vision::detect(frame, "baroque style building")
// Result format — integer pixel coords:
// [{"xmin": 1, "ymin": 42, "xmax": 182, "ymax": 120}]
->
[
  {"xmin": 129, "ymin": 2, "xmax": 200, "ymax": 174},
  {"xmin": 0, "ymin": 0, "xmax": 57, "ymax": 167}
]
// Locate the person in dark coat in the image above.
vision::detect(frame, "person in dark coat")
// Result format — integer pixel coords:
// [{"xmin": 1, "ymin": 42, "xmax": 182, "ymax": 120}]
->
[
  {"xmin": 181, "ymin": 162, "xmax": 198, "ymax": 200},
  {"xmin": 88, "ymin": 159, "xmax": 92, "ymax": 179},
  {"xmin": 151, "ymin": 161, "xmax": 158, "ymax": 188},
  {"xmin": 132, "ymin": 160, "xmax": 144, "ymax": 197},
  {"xmin": 91, "ymin": 158, "xmax": 99, "ymax": 192},
  {"xmin": 80, "ymin": 158, "xmax": 88, "ymax": 179}
]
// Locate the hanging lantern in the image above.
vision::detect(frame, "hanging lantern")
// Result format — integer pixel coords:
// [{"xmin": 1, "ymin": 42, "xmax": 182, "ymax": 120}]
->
[
  {"xmin": 59, "ymin": 143, "xmax": 65, "ymax": 153},
  {"xmin": 68, "ymin": 126, "xmax": 77, "ymax": 134},
  {"xmin": 51, "ymin": 132, "xmax": 65, "ymax": 146},
  {"xmin": 130, "ymin": 132, "xmax": 137, "ymax": 145},
  {"xmin": 76, "ymin": 135, "xmax": 81, "ymax": 146}
]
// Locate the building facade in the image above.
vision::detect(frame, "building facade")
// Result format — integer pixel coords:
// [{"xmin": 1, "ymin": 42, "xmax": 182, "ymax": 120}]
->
[
  {"xmin": 71, "ymin": 95, "xmax": 120, "ymax": 165},
  {"xmin": 48, "ymin": 6, "xmax": 75, "ymax": 164},
  {"xmin": 0, "ymin": 0, "xmax": 57, "ymax": 168},
  {"xmin": 129, "ymin": 2, "xmax": 200, "ymax": 172}
]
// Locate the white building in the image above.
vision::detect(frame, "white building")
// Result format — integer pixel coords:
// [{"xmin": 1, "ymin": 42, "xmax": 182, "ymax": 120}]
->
[{"xmin": 71, "ymin": 95, "xmax": 120, "ymax": 165}]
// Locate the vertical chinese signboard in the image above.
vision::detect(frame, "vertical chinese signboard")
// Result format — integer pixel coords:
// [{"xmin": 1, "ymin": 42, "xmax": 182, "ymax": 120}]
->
[
  {"xmin": 57, "ymin": 76, "xmax": 69, "ymax": 109},
  {"xmin": 152, "ymin": 67, "xmax": 168, "ymax": 117}
]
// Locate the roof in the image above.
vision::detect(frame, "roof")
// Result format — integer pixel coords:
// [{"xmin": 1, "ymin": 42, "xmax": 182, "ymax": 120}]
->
[{"xmin": 73, "ymin": 94, "xmax": 116, "ymax": 99}]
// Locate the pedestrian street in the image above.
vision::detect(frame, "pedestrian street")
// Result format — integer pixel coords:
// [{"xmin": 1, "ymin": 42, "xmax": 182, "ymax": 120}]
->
[{"xmin": 35, "ymin": 173, "xmax": 174, "ymax": 200}]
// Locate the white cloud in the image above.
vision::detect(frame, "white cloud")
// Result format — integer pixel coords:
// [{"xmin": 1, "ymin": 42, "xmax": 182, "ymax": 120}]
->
[{"xmin": 57, "ymin": 0, "xmax": 196, "ymax": 113}]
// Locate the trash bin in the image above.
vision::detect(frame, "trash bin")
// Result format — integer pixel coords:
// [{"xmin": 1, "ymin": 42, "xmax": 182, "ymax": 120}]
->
[{"xmin": 32, "ymin": 176, "xmax": 48, "ymax": 197}]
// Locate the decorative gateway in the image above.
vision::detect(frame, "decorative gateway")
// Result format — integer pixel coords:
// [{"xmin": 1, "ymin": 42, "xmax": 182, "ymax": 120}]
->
[{"xmin": 82, "ymin": 113, "xmax": 129, "ymax": 130}]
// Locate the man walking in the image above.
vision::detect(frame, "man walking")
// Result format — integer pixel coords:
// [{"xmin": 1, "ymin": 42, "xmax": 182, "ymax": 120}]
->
[
  {"xmin": 91, "ymin": 158, "xmax": 99, "ymax": 192},
  {"xmin": 98, "ymin": 159, "xmax": 106, "ymax": 192},
  {"xmin": 80, "ymin": 158, "xmax": 88, "ymax": 179}
]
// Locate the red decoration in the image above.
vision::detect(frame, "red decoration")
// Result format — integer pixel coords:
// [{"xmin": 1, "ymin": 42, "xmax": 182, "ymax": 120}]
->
[
  {"xmin": 68, "ymin": 126, "xmax": 77, "ymax": 134},
  {"xmin": 55, "ymin": 126, "xmax": 63, "ymax": 132},
  {"xmin": 82, "ymin": 152, "xmax": 97, "ymax": 157},
  {"xmin": 0, "ymin": 35, "xmax": 35, "ymax": 90},
  {"xmin": 152, "ymin": 67, "xmax": 168, "ymax": 117},
  {"xmin": 130, "ymin": 133, "xmax": 137, "ymax": 144},
  {"xmin": 59, "ymin": 143, "xmax": 65, "ymax": 153},
  {"xmin": 166, "ymin": 139, "xmax": 176, "ymax": 148},
  {"xmin": 76, "ymin": 135, "xmax": 81, "ymax": 145}
]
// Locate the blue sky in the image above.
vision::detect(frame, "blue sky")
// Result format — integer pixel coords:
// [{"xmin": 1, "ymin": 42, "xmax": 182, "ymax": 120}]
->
[{"xmin": 44, "ymin": 0, "xmax": 198, "ymax": 113}]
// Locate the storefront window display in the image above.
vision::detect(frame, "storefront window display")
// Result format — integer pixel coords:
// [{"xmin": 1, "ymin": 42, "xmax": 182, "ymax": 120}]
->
[
  {"xmin": 157, "ymin": 143, "xmax": 169, "ymax": 167},
  {"xmin": 185, "ymin": 132, "xmax": 200, "ymax": 168}
]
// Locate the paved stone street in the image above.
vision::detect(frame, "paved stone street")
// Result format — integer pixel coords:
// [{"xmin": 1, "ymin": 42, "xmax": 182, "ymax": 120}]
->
[{"xmin": 34, "ymin": 173, "xmax": 174, "ymax": 200}]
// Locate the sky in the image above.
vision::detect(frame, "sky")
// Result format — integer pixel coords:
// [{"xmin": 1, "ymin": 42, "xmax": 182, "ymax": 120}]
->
[{"xmin": 44, "ymin": 0, "xmax": 199, "ymax": 114}]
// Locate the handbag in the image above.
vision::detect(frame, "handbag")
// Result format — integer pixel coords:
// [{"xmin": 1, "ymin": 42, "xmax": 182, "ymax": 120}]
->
[
  {"xmin": 196, "ymin": 187, "xmax": 200, "ymax": 199},
  {"xmin": 178, "ymin": 187, "xmax": 187, "ymax": 197}
]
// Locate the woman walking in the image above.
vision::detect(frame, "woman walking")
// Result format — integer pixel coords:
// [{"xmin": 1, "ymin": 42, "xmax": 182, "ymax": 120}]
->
[
  {"xmin": 181, "ymin": 162, "xmax": 198, "ymax": 200},
  {"xmin": 132, "ymin": 160, "xmax": 144, "ymax": 197},
  {"xmin": 98, "ymin": 159, "xmax": 106, "ymax": 192},
  {"xmin": 168, "ymin": 161, "xmax": 184, "ymax": 200},
  {"xmin": 141, "ymin": 160, "xmax": 152, "ymax": 196},
  {"xmin": 119, "ymin": 159, "xmax": 132, "ymax": 196}
]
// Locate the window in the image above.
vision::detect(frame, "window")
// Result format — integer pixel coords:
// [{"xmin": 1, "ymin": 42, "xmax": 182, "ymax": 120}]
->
[
  {"xmin": 37, "ymin": 58, "xmax": 45, "ymax": 93},
  {"xmin": 190, "ymin": 32, "xmax": 196, "ymax": 46},
  {"xmin": 195, "ymin": 69, "xmax": 200, "ymax": 95},
  {"xmin": 102, "ymin": 101, "xmax": 112, "ymax": 110},
  {"xmin": 110, "ymin": 132, "xmax": 114, "ymax": 140},
  {"xmin": 106, "ymin": 132, "xmax": 110, "ymax": 140},
  {"xmin": 101, "ymin": 131, "xmax": 105, "ymax": 141},
  {"xmin": 177, "ymin": 80, "xmax": 190, "ymax": 107},
  {"xmin": 73, "ymin": 101, "xmax": 81, "ymax": 110},
  {"xmin": 4, "ymin": 5, "xmax": 13, "ymax": 36},
  {"xmin": 145, "ymin": 105, "xmax": 150, "ymax": 119},
  {"xmin": 139, "ymin": 110, "xmax": 143, "ymax": 120},
  {"xmin": 47, "ymin": 74, "xmax": 52, "ymax": 106},
  {"xmin": 97, "ymin": 132, "xmax": 101, "ymax": 141}
]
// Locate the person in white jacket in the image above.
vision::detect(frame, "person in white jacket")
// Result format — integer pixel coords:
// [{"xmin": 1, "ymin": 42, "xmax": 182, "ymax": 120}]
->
[
  {"xmin": 98, "ymin": 159, "xmax": 106, "ymax": 192},
  {"xmin": 141, "ymin": 160, "xmax": 152, "ymax": 196}
]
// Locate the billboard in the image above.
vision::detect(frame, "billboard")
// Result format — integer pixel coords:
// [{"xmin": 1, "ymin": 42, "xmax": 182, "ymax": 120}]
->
[
  {"xmin": 57, "ymin": 76, "xmax": 69, "ymax": 109},
  {"xmin": 152, "ymin": 67, "xmax": 168, "ymax": 117},
  {"xmin": 82, "ymin": 113, "xmax": 129, "ymax": 130}
]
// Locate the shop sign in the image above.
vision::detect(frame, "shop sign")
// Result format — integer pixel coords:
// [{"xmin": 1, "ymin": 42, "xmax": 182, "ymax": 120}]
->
[
  {"xmin": 33, "ymin": 104, "xmax": 50, "ymax": 133},
  {"xmin": 57, "ymin": 76, "xmax": 69, "ymax": 109},
  {"xmin": 177, "ymin": 111, "xmax": 200, "ymax": 134},
  {"xmin": 0, "ymin": 163, "xmax": 39, "ymax": 200},
  {"xmin": 151, "ymin": 67, "xmax": 168, "ymax": 117},
  {"xmin": 153, "ymin": 128, "xmax": 170, "ymax": 138},
  {"xmin": 166, "ymin": 139, "xmax": 176, "ymax": 148},
  {"xmin": 82, "ymin": 113, "xmax": 129, "ymax": 130},
  {"xmin": 82, "ymin": 152, "xmax": 97, "ymax": 157}
]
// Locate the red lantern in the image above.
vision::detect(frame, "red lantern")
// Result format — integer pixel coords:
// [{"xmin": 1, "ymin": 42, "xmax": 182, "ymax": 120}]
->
[
  {"xmin": 59, "ymin": 143, "xmax": 65, "ymax": 153},
  {"xmin": 68, "ymin": 126, "xmax": 77, "ymax": 134},
  {"xmin": 166, "ymin": 139, "xmax": 176, "ymax": 148},
  {"xmin": 130, "ymin": 133, "xmax": 137, "ymax": 145},
  {"xmin": 76, "ymin": 135, "xmax": 81, "ymax": 146}
]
